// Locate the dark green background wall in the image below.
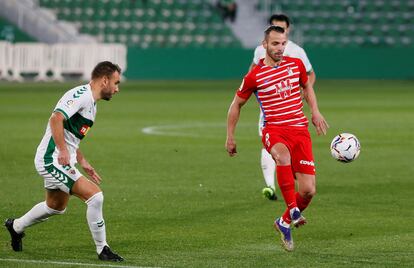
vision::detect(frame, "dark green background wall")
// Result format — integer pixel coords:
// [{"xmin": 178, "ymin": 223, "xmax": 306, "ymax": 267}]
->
[
  {"xmin": 305, "ymin": 47, "xmax": 414, "ymax": 79},
  {"xmin": 125, "ymin": 47, "xmax": 414, "ymax": 80},
  {"xmin": 125, "ymin": 48, "xmax": 252, "ymax": 80}
]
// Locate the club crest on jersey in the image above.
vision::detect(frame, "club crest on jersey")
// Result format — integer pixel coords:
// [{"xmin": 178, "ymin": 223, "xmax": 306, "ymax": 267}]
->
[
  {"xmin": 275, "ymin": 79, "xmax": 292, "ymax": 99},
  {"xmin": 286, "ymin": 67, "xmax": 293, "ymax": 76},
  {"xmin": 79, "ymin": 125, "xmax": 90, "ymax": 136}
]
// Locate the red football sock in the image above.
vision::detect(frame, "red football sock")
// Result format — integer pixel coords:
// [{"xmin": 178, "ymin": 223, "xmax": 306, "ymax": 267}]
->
[
  {"xmin": 282, "ymin": 192, "xmax": 313, "ymax": 223},
  {"xmin": 282, "ymin": 209, "xmax": 291, "ymax": 224},
  {"xmin": 276, "ymin": 165, "xmax": 296, "ymax": 209},
  {"xmin": 296, "ymin": 192, "xmax": 312, "ymax": 212}
]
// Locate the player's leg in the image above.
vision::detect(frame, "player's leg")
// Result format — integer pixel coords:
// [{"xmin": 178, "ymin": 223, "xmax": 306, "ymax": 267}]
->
[
  {"xmin": 259, "ymin": 112, "xmax": 277, "ymax": 200},
  {"xmin": 270, "ymin": 143, "xmax": 297, "ymax": 211},
  {"xmin": 268, "ymin": 142, "xmax": 298, "ymax": 251},
  {"xmin": 295, "ymin": 173, "xmax": 316, "ymax": 213},
  {"xmin": 71, "ymin": 177, "xmax": 123, "ymax": 262},
  {"xmin": 261, "ymin": 148, "xmax": 277, "ymax": 200},
  {"xmin": 4, "ymin": 161, "xmax": 73, "ymax": 252},
  {"xmin": 46, "ymin": 190, "xmax": 70, "ymax": 210},
  {"xmin": 71, "ymin": 177, "xmax": 107, "ymax": 253},
  {"xmin": 5, "ymin": 190, "xmax": 68, "ymax": 252},
  {"xmin": 281, "ymin": 173, "xmax": 314, "ymax": 228},
  {"xmin": 12, "ymin": 190, "xmax": 68, "ymax": 232},
  {"xmin": 261, "ymin": 147, "xmax": 276, "ymax": 188},
  {"xmin": 282, "ymin": 129, "xmax": 316, "ymax": 228},
  {"xmin": 263, "ymin": 129, "xmax": 301, "ymax": 251},
  {"xmin": 271, "ymin": 142, "xmax": 303, "ymax": 224}
]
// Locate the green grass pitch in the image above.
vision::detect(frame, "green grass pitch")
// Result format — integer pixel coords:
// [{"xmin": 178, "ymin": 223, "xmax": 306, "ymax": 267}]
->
[{"xmin": 0, "ymin": 80, "xmax": 413, "ymax": 267}]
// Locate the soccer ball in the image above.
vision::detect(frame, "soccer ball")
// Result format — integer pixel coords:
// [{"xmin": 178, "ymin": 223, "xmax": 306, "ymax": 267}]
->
[{"xmin": 330, "ymin": 133, "xmax": 361, "ymax": 163}]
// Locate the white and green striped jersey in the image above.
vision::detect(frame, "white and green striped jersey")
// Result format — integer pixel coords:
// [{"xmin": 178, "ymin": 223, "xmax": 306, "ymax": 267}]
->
[{"xmin": 35, "ymin": 84, "xmax": 96, "ymax": 167}]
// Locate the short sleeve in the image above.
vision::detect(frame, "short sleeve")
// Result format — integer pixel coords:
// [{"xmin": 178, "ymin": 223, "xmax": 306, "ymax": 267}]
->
[
  {"xmin": 296, "ymin": 59, "xmax": 308, "ymax": 87},
  {"xmin": 296, "ymin": 47, "xmax": 313, "ymax": 73},
  {"xmin": 54, "ymin": 87, "xmax": 88, "ymax": 120},
  {"xmin": 236, "ymin": 73, "xmax": 256, "ymax": 100},
  {"xmin": 253, "ymin": 45, "xmax": 265, "ymax": 65},
  {"xmin": 285, "ymin": 41, "xmax": 313, "ymax": 73}
]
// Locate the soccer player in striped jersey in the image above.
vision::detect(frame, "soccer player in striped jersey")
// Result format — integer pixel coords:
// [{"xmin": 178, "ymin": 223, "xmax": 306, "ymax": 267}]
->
[
  {"xmin": 250, "ymin": 14, "xmax": 316, "ymax": 201},
  {"xmin": 5, "ymin": 61, "xmax": 124, "ymax": 261},
  {"xmin": 226, "ymin": 26, "xmax": 328, "ymax": 251}
]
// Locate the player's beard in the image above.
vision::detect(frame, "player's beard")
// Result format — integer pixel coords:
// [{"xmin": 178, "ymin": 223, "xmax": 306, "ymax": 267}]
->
[
  {"xmin": 101, "ymin": 88, "xmax": 113, "ymax": 101},
  {"xmin": 268, "ymin": 49, "xmax": 283, "ymax": 63}
]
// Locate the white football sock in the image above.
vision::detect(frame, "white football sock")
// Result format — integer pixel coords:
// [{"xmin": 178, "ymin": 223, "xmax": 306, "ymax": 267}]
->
[
  {"xmin": 261, "ymin": 148, "xmax": 276, "ymax": 189},
  {"xmin": 13, "ymin": 201, "xmax": 65, "ymax": 233},
  {"xmin": 85, "ymin": 192, "xmax": 108, "ymax": 254}
]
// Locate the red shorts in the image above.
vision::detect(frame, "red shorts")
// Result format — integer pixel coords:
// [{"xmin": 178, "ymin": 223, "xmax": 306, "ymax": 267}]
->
[{"xmin": 262, "ymin": 126, "xmax": 315, "ymax": 175}]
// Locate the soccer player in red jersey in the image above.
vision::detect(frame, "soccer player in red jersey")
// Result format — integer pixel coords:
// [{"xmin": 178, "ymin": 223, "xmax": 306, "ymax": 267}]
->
[{"xmin": 225, "ymin": 26, "xmax": 329, "ymax": 251}]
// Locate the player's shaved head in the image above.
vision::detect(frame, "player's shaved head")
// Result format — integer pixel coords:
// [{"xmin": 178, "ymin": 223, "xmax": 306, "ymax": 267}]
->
[{"xmin": 91, "ymin": 61, "xmax": 121, "ymax": 80}]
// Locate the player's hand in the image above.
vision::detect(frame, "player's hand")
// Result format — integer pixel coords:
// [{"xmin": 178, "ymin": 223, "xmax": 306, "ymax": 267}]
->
[
  {"xmin": 312, "ymin": 111, "xmax": 329, "ymax": 135},
  {"xmin": 58, "ymin": 148, "xmax": 70, "ymax": 166},
  {"xmin": 81, "ymin": 162, "xmax": 102, "ymax": 184},
  {"xmin": 226, "ymin": 138, "xmax": 237, "ymax": 157}
]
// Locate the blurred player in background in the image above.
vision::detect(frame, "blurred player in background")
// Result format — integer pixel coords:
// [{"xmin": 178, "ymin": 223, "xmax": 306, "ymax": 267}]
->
[
  {"xmin": 5, "ymin": 61, "xmax": 124, "ymax": 262},
  {"xmin": 250, "ymin": 14, "xmax": 316, "ymax": 201},
  {"xmin": 226, "ymin": 26, "xmax": 328, "ymax": 251}
]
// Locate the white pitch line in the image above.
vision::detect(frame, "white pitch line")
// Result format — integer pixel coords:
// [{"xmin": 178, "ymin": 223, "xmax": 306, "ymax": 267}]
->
[
  {"xmin": 0, "ymin": 258, "xmax": 160, "ymax": 268},
  {"xmin": 142, "ymin": 125, "xmax": 200, "ymax": 137},
  {"xmin": 141, "ymin": 122, "xmax": 226, "ymax": 138}
]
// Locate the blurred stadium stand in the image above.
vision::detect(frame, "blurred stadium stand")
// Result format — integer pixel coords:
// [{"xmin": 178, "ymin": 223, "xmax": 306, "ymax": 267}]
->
[
  {"xmin": 0, "ymin": 0, "xmax": 127, "ymax": 81},
  {"xmin": 0, "ymin": 17, "xmax": 35, "ymax": 43},
  {"xmin": 0, "ymin": 41, "xmax": 127, "ymax": 81},
  {"xmin": 37, "ymin": 0, "xmax": 242, "ymax": 49},
  {"xmin": 1, "ymin": 0, "xmax": 413, "ymax": 80},
  {"xmin": 256, "ymin": 0, "xmax": 414, "ymax": 47},
  {"xmin": 0, "ymin": 0, "xmax": 96, "ymax": 43}
]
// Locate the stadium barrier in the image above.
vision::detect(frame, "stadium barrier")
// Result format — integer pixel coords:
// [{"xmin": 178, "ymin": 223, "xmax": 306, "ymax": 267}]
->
[
  {"xmin": 51, "ymin": 44, "xmax": 100, "ymax": 81},
  {"xmin": 51, "ymin": 43, "xmax": 127, "ymax": 81},
  {"xmin": 12, "ymin": 42, "xmax": 49, "ymax": 81},
  {"xmin": 124, "ymin": 47, "xmax": 414, "ymax": 80},
  {"xmin": 0, "ymin": 42, "xmax": 127, "ymax": 81},
  {"xmin": 0, "ymin": 41, "xmax": 12, "ymax": 80},
  {"xmin": 1, "ymin": 43, "xmax": 413, "ymax": 80}
]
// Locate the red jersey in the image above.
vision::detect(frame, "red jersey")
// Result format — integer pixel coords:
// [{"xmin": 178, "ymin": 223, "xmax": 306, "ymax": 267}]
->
[{"xmin": 237, "ymin": 57, "xmax": 309, "ymax": 128}]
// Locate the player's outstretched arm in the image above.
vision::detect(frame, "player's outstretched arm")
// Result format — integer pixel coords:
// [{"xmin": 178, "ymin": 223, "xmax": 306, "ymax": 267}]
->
[
  {"xmin": 226, "ymin": 95, "xmax": 248, "ymax": 157},
  {"xmin": 50, "ymin": 112, "xmax": 70, "ymax": 166},
  {"xmin": 302, "ymin": 82, "xmax": 329, "ymax": 135},
  {"xmin": 76, "ymin": 149, "xmax": 102, "ymax": 184},
  {"xmin": 307, "ymin": 70, "xmax": 316, "ymax": 87}
]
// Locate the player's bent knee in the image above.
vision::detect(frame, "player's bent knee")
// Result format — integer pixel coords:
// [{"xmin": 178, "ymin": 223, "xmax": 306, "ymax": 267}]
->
[
  {"xmin": 277, "ymin": 158, "xmax": 291, "ymax": 166},
  {"xmin": 301, "ymin": 189, "xmax": 316, "ymax": 199},
  {"xmin": 85, "ymin": 191, "xmax": 104, "ymax": 208},
  {"xmin": 271, "ymin": 143, "xmax": 291, "ymax": 165},
  {"xmin": 272, "ymin": 154, "xmax": 291, "ymax": 165},
  {"xmin": 308, "ymin": 189, "xmax": 316, "ymax": 198},
  {"xmin": 45, "ymin": 203, "xmax": 66, "ymax": 215},
  {"xmin": 72, "ymin": 176, "xmax": 102, "ymax": 201}
]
